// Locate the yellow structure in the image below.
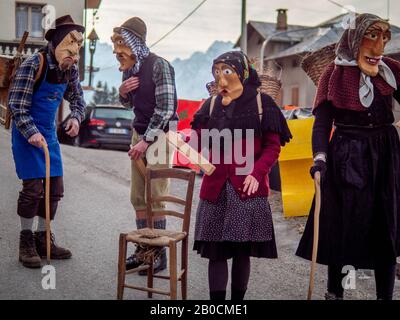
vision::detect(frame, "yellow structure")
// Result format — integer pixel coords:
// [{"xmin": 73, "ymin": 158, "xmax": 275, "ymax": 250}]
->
[{"xmin": 279, "ymin": 117, "xmax": 315, "ymax": 217}]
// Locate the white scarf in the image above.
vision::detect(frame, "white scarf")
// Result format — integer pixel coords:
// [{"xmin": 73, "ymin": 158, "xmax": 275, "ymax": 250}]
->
[{"xmin": 334, "ymin": 57, "xmax": 397, "ymax": 108}]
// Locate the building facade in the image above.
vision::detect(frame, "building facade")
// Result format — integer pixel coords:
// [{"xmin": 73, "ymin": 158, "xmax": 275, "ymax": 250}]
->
[{"xmin": 0, "ymin": 0, "xmax": 101, "ymax": 80}]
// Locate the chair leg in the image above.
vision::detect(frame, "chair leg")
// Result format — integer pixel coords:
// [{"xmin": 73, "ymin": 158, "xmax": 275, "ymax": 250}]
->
[
  {"xmin": 169, "ymin": 241, "xmax": 178, "ymax": 300},
  {"xmin": 181, "ymin": 238, "xmax": 188, "ymax": 300},
  {"xmin": 147, "ymin": 256, "xmax": 154, "ymax": 299},
  {"xmin": 117, "ymin": 234, "xmax": 127, "ymax": 300}
]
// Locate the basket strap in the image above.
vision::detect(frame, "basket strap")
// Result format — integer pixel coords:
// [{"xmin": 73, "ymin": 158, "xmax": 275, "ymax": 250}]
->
[
  {"xmin": 257, "ymin": 92, "xmax": 263, "ymax": 123},
  {"xmin": 34, "ymin": 52, "xmax": 44, "ymax": 84},
  {"xmin": 209, "ymin": 95, "xmax": 217, "ymax": 117}
]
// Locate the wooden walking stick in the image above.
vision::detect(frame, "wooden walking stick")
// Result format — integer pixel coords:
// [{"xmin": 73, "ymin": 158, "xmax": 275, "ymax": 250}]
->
[
  {"xmin": 307, "ymin": 171, "xmax": 321, "ymax": 300},
  {"xmin": 41, "ymin": 141, "xmax": 51, "ymax": 264},
  {"xmin": 130, "ymin": 144, "xmax": 147, "ymax": 179},
  {"xmin": 134, "ymin": 158, "xmax": 147, "ymax": 179}
]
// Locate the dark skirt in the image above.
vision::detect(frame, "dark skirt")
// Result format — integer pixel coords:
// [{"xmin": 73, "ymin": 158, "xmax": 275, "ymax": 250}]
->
[
  {"xmin": 296, "ymin": 125, "xmax": 400, "ymax": 269},
  {"xmin": 193, "ymin": 181, "xmax": 278, "ymax": 260}
]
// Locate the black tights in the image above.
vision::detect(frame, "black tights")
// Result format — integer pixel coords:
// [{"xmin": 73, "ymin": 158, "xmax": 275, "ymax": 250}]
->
[
  {"xmin": 328, "ymin": 264, "xmax": 396, "ymax": 300},
  {"xmin": 208, "ymin": 255, "xmax": 251, "ymax": 300}
]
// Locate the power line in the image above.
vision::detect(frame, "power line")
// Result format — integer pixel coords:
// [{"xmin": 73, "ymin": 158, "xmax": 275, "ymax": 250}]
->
[
  {"xmin": 327, "ymin": 0, "xmax": 356, "ymax": 13},
  {"xmin": 149, "ymin": 0, "xmax": 208, "ymax": 48}
]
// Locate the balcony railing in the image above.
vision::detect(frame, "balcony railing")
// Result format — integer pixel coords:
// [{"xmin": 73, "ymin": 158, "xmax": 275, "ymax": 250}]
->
[{"xmin": 0, "ymin": 40, "xmax": 44, "ymax": 57}]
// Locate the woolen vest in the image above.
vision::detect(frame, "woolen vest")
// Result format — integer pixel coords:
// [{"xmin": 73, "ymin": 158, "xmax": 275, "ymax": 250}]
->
[{"xmin": 132, "ymin": 52, "xmax": 177, "ymax": 134}]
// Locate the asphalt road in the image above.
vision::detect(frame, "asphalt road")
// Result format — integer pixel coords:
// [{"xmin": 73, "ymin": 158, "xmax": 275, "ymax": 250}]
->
[{"xmin": 0, "ymin": 125, "xmax": 399, "ymax": 300}]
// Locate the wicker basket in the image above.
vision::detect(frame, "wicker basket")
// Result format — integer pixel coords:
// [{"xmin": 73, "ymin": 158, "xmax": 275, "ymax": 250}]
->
[
  {"xmin": 0, "ymin": 55, "xmax": 14, "ymax": 88},
  {"xmin": 301, "ymin": 43, "xmax": 337, "ymax": 86},
  {"xmin": 258, "ymin": 73, "xmax": 282, "ymax": 101}
]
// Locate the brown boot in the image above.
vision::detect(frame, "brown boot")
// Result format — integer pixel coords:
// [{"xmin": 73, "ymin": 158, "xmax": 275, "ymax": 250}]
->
[
  {"xmin": 19, "ymin": 230, "xmax": 41, "ymax": 268},
  {"xmin": 34, "ymin": 231, "xmax": 72, "ymax": 260}
]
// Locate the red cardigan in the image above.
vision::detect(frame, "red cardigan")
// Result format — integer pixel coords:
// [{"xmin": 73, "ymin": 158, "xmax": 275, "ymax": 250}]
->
[{"xmin": 186, "ymin": 129, "xmax": 281, "ymax": 203}]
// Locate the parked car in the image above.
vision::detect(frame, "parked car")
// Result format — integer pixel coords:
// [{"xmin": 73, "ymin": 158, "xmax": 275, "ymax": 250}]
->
[{"xmin": 58, "ymin": 105, "xmax": 133, "ymax": 150}]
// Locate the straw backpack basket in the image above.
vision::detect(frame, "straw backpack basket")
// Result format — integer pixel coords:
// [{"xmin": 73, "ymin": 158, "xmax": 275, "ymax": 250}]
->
[{"xmin": 301, "ymin": 43, "xmax": 337, "ymax": 86}]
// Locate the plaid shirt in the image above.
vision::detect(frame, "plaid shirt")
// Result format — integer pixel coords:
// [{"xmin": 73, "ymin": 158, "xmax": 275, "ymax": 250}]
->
[
  {"xmin": 8, "ymin": 51, "xmax": 86, "ymax": 140},
  {"xmin": 120, "ymin": 57, "xmax": 177, "ymax": 142}
]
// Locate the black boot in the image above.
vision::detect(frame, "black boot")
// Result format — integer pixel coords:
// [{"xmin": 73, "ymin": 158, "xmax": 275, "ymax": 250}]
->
[
  {"xmin": 210, "ymin": 291, "xmax": 226, "ymax": 300},
  {"xmin": 231, "ymin": 288, "xmax": 246, "ymax": 301},
  {"xmin": 325, "ymin": 292, "xmax": 343, "ymax": 300},
  {"xmin": 139, "ymin": 248, "xmax": 167, "ymax": 276},
  {"xmin": 34, "ymin": 231, "xmax": 72, "ymax": 259},
  {"xmin": 126, "ymin": 245, "xmax": 143, "ymax": 270},
  {"xmin": 19, "ymin": 230, "xmax": 41, "ymax": 268}
]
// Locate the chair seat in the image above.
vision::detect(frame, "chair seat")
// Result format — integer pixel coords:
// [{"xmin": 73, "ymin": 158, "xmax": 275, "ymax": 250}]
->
[{"xmin": 126, "ymin": 228, "xmax": 187, "ymax": 247}]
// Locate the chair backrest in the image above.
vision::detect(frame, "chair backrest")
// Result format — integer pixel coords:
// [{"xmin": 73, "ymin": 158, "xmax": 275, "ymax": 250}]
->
[{"xmin": 145, "ymin": 168, "xmax": 196, "ymax": 234}]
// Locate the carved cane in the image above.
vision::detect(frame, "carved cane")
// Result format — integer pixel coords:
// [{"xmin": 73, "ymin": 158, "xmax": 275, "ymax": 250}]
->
[
  {"xmin": 307, "ymin": 171, "xmax": 321, "ymax": 300},
  {"xmin": 41, "ymin": 142, "xmax": 51, "ymax": 264}
]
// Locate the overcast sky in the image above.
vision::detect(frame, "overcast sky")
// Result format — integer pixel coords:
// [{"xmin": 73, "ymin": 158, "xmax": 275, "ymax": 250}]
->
[{"xmin": 89, "ymin": 0, "xmax": 399, "ymax": 60}]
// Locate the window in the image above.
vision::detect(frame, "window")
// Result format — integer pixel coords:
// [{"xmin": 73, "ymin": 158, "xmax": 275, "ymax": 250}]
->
[
  {"xmin": 93, "ymin": 108, "xmax": 134, "ymax": 120},
  {"xmin": 16, "ymin": 3, "xmax": 45, "ymax": 39}
]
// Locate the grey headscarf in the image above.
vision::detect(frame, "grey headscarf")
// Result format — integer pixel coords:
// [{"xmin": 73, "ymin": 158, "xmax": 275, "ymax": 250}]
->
[{"xmin": 335, "ymin": 13, "xmax": 397, "ymax": 108}]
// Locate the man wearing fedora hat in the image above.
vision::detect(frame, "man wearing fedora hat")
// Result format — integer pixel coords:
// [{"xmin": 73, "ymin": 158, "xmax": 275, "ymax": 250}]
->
[
  {"xmin": 8, "ymin": 15, "xmax": 86, "ymax": 268},
  {"xmin": 111, "ymin": 17, "xmax": 178, "ymax": 274}
]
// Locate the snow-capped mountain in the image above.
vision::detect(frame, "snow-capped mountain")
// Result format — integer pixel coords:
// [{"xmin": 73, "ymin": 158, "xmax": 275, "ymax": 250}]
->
[{"xmin": 171, "ymin": 40, "xmax": 234, "ymax": 100}]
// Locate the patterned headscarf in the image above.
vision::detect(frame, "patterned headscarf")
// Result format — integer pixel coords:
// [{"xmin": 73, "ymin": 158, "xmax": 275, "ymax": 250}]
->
[
  {"xmin": 212, "ymin": 51, "xmax": 261, "ymax": 86},
  {"xmin": 121, "ymin": 28, "xmax": 150, "ymax": 77},
  {"xmin": 336, "ymin": 13, "xmax": 388, "ymax": 61}
]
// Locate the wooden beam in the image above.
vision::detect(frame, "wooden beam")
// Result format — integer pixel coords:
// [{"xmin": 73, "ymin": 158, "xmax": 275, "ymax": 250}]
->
[
  {"xmin": 124, "ymin": 284, "xmax": 170, "ymax": 296},
  {"xmin": 166, "ymin": 131, "xmax": 215, "ymax": 176}
]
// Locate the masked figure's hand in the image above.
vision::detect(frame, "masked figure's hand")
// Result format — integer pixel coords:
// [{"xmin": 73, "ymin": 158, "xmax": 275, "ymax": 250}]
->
[
  {"xmin": 243, "ymin": 175, "xmax": 259, "ymax": 196},
  {"xmin": 310, "ymin": 160, "xmax": 327, "ymax": 180},
  {"xmin": 28, "ymin": 133, "xmax": 47, "ymax": 148},
  {"xmin": 65, "ymin": 118, "xmax": 80, "ymax": 137},
  {"xmin": 119, "ymin": 77, "xmax": 140, "ymax": 98},
  {"xmin": 128, "ymin": 140, "xmax": 149, "ymax": 160}
]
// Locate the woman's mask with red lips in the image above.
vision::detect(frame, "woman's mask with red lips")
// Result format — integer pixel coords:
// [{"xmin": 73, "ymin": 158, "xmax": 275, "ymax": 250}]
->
[
  {"xmin": 213, "ymin": 63, "xmax": 243, "ymax": 106},
  {"xmin": 358, "ymin": 21, "xmax": 391, "ymax": 77},
  {"xmin": 54, "ymin": 30, "xmax": 83, "ymax": 71}
]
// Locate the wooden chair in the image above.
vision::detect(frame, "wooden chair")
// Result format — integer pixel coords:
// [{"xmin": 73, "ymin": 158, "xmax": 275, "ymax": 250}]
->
[{"xmin": 117, "ymin": 168, "xmax": 196, "ymax": 300}]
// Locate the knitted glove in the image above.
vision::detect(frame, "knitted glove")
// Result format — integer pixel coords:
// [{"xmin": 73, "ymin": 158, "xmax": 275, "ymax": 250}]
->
[{"xmin": 310, "ymin": 160, "xmax": 327, "ymax": 180}]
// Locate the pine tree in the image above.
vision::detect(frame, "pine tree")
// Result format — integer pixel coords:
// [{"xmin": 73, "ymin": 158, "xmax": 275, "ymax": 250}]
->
[
  {"xmin": 110, "ymin": 86, "xmax": 119, "ymax": 105},
  {"xmin": 90, "ymin": 81, "xmax": 117, "ymax": 106}
]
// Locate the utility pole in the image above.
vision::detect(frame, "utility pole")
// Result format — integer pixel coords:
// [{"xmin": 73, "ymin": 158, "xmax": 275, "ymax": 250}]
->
[
  {"xmin": 387, "ymin": 0, "xmax": 390, "ymax": 21},
  {"xmin": 241, "ymin": 0, "xmax": 247, "ymax": 54}
]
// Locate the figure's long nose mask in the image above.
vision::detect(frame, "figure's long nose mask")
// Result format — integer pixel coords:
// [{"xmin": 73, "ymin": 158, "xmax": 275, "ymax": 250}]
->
[
  {"xmin": 213, "ymin": 63, "xmax": 244, "ymax": 106},
  {"xmin": 111, "ymin": 31, "xmax": 136, "ymax": 72},
  {"xmin": 54, "ymin": 30, "xmax": 84, "ymax": 71},
  {"xmin": 357, "ymin": 21, "xmax": 391, "ymax": 77}
]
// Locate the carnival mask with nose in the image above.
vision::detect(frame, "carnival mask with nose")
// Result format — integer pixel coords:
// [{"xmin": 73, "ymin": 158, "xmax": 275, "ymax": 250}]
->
[
  {"xmin": 54, "ymin": 30, "xmax": 83, "ymax": 71},
  {"xmin": 358, "ymin": 21, "xmax": 391, "ymax": 77},
  {"xmin": 111, "ymin": 32, "xmax": 136, "ymax": 72},
  {"xmin": 213, "ymin": 63, "xmax": 244, "ymax": 106}
]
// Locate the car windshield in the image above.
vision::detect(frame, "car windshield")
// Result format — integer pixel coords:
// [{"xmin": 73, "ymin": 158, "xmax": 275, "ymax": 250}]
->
[{"xmin": 93, "ymin": 108, "xmax": 134, "ymax": 120}]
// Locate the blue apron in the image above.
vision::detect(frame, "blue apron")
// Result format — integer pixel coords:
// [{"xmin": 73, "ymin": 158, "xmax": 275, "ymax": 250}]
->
[{"xmin": 12, "ymin": 63, "xmax": 67, "ymax": 180}]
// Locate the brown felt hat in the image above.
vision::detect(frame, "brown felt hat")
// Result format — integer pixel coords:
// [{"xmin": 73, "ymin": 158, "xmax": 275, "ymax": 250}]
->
[
  {"xmin": 113, "ymin": 17, "xmax": 147, "ymax": 43},
  {"xmin": 45, "ymin": 15, "xmax": 85, "ymax": 41}
]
